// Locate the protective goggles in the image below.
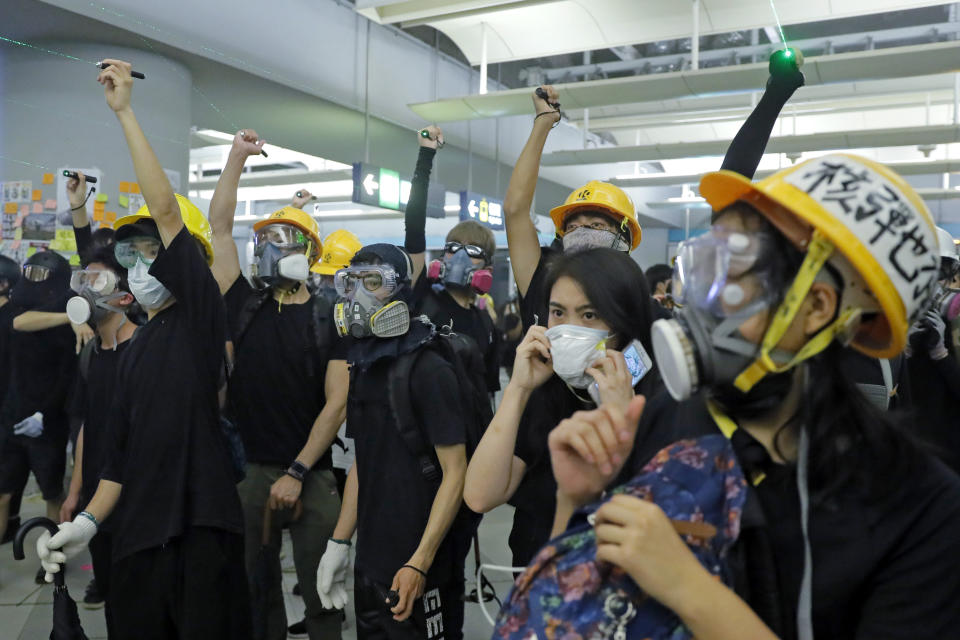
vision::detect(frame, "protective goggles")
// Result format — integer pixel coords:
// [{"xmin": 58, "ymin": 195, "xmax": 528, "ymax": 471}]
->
[
  {"xmin": 444, "ymin": 241, "xmax": 487, "ymax": 262},
  {"xmin": 22, "ymin": 264, "xmax": 52, "ymax": 282},
  {"xmin": 672, "ymin": 228, "xmax": 777, "ymax": 318},
  {"xmin": 255, "ymin": 225, "xmax": 309, "ymax": 252},
  {"xmin": 115, "ymin": 236, "xmax": 162, "ymax": 269},
  {"xmin": 334, "ymin": 265, "xmax": 399, "ymax": 297},
  {"xmin": 70, "ymin": 269, "xmax": 118, "ymax": 295}
]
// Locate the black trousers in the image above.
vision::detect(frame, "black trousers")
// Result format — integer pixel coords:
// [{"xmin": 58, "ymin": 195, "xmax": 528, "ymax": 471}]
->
[
  {"xmin": 354, "ymin": 569, "xmax": 464, "ymax": 640},
  {"xmin": 89, "ymin": 531, "xmax": 116, "ymax": 639},
  {"xmin": 110, "ymin": 527, "xmax": 252, "ymax": 640}
]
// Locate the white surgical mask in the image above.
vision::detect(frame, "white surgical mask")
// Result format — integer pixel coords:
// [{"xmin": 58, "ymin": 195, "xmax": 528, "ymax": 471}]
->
[
  {"xmin": 545, "ymin": 324, "xmax": 610, "ymax": 389},
  {"xmin": 127, "ymin": 258, "xmax": 172, "ymax": 310}
]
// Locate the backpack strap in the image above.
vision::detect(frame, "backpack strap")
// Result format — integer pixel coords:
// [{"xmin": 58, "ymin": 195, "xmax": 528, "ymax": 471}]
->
[
  {"xmin": 233, "ymin": 287, "xmax": 273, "ymax": 346},
  {"xmin": 387, "ymin": 346, "xmax": 442, "ymax": 484},
  {"xmin": 78, "ymin": 337, "xmax": 99, "ymax": 382}
]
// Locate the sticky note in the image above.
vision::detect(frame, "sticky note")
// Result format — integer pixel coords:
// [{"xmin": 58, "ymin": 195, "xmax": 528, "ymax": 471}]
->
[
  {"xmin": 130, "ymin": 183, "xmax": 141, "ymax": 194},
  {"xmin": 119, "ymin": 181, "xmax": 131, "ymax": 193},
  {"xmin": 42, "ymin": 173, "xmax": 55, "ymax": 185},
  {"xmin": 44, "ymin": 199, "xmax": 57, "ymax": 210},
  {"xmin": 3, "ymin": 203, "xmax": 16, "ymax": 214},
  {"xmin": 11, "ymin": 239, "xmax": 20, "ymax": 250},
  {"xmin": 94, "ymin": 201, "xmax": 106, "ymax": 213},
  {"xmin": 32, "ymin": 203, "xmax": 42, "ymax": 214},
  {"xmin": 95, "ymin": 193, "xmax": 108, "ymax": 203},
  {"xmin": 105, "ymin": 211, "xmax": 117, "ymax": 223},
  {"xmin": 69, "ymin": 254, "xmax": 81, "ymax": 266},
  {"xmin": 93, "ymin": 210, "xmax": 105, "ymax": 222},
  {"xmin": 31, "ymin": 190, "xmax": 42, "ymax": 201},
  {"xmin": 118, "ymin": 195, "xmax": 129, "ymax": 208},
  {"xmin": 26, "ymin": 247, "xmax": 36, "ymax": 257}
]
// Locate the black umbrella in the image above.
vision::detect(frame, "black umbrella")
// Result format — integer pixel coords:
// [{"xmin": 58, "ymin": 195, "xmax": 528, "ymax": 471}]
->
[
  {"xmin": 13, "ymin": 517, "xmax": 89, "ymax": 640},
  {"xmin": 251, "ymin": 502, "xmax": 301, "ymax": 640}
]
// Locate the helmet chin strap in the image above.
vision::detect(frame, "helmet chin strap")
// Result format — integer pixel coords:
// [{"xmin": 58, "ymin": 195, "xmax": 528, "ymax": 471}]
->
[{"xmin": 734, "ymin": 231, "xmax": 859, "ymax": 392}]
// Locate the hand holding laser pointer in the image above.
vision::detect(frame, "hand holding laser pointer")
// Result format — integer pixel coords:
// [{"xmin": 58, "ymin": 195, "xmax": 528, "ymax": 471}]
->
[
  {"xmin": 97, "ymin": 61, "xmax": 145, "ymax": 79},
  {"xmin": 233, "ymin": 128, "xmax": 269, "ymax": 159}
]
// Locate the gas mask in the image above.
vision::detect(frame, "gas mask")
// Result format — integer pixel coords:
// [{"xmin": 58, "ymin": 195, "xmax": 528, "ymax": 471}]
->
[
  {"xmin": 333, "ymin": 265, "xmax": 410, "ymax": 339},
  {"xmin": 545, "ymin": 324, "xmax": 610, "ymax": 389},
  {"xmin": 65, "ymin": 269, "xmax": 127, "ymax": 326},
  {"xmin": 427, "ymin": 243, "xmax": 493, "ymax": 294},
  {"xmin": 252, "ymin": 225, "xmax": 311, "ymax": 287},
  {"xmin": 562, "ymin": 227, "xmax": 630, "ymax": 254},
  {"xmin": 934, "ymin": 283, "xmax": 960, "ymax": 322},
  {"xmin": 651, "ymin": 228, "xmax": 800, "ymax": 409}
]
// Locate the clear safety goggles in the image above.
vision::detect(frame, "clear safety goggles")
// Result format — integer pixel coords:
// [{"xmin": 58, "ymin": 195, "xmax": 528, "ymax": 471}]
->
[
  {"xmin": 672, "ymin": 228, "xmax": 777, "ymax": 318},
  {"xmin": 333, "ymin": 265, "xmax": 399, "ymax": 297},
  {"xmin": 70, "ymin": 269, "xmax": 118, "ymax": 295},
  {"xmin": 444, "ymin": 241, "xmax": 487, "ymax": 261},
  {"xmin": 254, "ymin": 225, "xmax": 309, "ymax": 252},
  {"xmin": 22, "ymin": 264, "xmax": 52, "ymax": 282},
  {"xmin": 115, "ymin": 236, "xmax": 161, "ymax": 269}
]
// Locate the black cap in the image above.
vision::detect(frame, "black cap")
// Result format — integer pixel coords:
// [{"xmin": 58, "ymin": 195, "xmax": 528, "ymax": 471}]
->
[
  {"xmin": 115, "ymin": 218, "xmax": 160, "ymax": 243},
  {"xmin": 350, "ymin": 243, "xmax": 413, "ymax": 282}
]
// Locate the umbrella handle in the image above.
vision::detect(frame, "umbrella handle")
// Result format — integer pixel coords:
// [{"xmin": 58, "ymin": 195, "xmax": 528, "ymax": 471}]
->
[{"xmin": 12, "ymin": 517, "xmax": 66, "ymax": 588}]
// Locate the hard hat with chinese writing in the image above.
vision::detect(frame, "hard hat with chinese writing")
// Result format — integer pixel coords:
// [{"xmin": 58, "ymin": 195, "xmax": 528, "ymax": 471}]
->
[{"xmin": 549, "ymin": 181, "xmax": 642, "ymax": 250}]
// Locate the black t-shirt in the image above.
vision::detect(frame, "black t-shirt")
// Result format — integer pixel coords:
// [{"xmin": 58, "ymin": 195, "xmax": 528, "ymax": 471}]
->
[
  {"xmin": 622, "ymin": 391, "xmax": 960, "ymax": 639},
  {"xmin": 412, "ymin": 278, "xmax": 501, "ymax": 393},
  {"xmin": 905, "ymin": 353, "xmax": 960, "ymax": 473},
  {"xmin": 1, "ymin": 305, "xmax": 75, "ymax": 438},
  {"xmin": 518, "ymin": 248, "xmax": 558, "ymax": 332},
  {"xmin": 102, "ymin": 227, "xmax": 242, "ymax": 561},
  {"xmin": 223, "ymin": 277, "xmax": 346, "ymax": 468},
  {"xmin": 70, "ymin": 339, "xmax": 131, "ymax": 508},
  {"xmin": 0, "ymin": 303, "xmax": 16, "ymax": 420},
  {"xmin": 347, "ymin": 347, "xmax": 468, "ymax": 586}
]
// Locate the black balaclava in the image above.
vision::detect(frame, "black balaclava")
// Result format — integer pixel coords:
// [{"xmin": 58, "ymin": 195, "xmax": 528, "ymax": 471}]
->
[{"xmin": 10, "ymin": 250, "xmax": 71, "ymax": 311}]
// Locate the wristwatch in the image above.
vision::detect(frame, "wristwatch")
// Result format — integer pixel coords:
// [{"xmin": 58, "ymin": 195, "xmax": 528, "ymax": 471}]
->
[{"xmin": 285, "ymin": 460, "xmax": 309, "ymax": 481}]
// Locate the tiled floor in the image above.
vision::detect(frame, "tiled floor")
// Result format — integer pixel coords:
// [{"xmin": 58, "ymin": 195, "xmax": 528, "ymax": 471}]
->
[{"xmin": 0, "ymin": 484, "xmax": 518, "ymax": 640}]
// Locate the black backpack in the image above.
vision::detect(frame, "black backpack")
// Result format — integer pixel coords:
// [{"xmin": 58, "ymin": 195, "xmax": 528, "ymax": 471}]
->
[{"xmin": 386, "ymin": 320, "xmax": 494, "ymax": 484}]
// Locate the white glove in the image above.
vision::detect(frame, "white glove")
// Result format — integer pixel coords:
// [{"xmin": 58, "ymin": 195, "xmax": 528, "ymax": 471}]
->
[
  {"xmin": 317, "ymin": 539, "xmax": 351, "ymax": 610},
  {"xmin": 37, "ymin": 515, "xmax": 98, "ymax": 583},
  {"xmin": 13, "ymin": 412, "xmax": 44, "ymax": 438}
]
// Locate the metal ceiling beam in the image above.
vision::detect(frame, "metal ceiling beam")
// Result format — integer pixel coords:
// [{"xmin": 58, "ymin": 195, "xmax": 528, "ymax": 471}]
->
[
  {"xmin": 388, "ymin": 0, "xmax": 558, "ymax": 27},
  {"xmin": 188, "ymin": 169, "xmax": 353, "ymax": 191},
  {"xmin": 408, "ymin": 40, "xmax": 960, "ymax": 122},
  {"xmin": 612, "ymin": 160, "xmax": 960, "ymax": 188},
  {"xmin": 542, "ymin": 124, "xmax": 960, "ymax": 166}
]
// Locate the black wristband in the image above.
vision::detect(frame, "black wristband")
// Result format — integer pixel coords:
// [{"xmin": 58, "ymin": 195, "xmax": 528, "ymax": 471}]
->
[
  {"xmin": 535, "ymin": 110, "xmax": 562, "ymax": 129},
  {"xmin": 286, "ymin": 460, "xmax": 309, "ymax": 481},
  {"xmin": 402, "ymin": 564, "xmax": 427, "ymax": 578}
]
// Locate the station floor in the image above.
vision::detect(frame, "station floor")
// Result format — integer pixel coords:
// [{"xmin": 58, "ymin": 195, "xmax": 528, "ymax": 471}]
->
[{"xmin": 0, "ymin": 477, "xmax": 517, "ymax": 639}]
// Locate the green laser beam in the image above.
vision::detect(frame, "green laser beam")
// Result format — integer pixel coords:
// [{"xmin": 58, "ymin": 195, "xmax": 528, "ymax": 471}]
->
[
  {"xmin": 768, "ymin": 0, "xmax": 789, "ymax": 48},
  {"xmin": 0, "ymin": 34, "xmax": 97, "ymax": 66},
  {"xmin": 0, "ymin": 154, "xmax": 51, "ymax": 170}
]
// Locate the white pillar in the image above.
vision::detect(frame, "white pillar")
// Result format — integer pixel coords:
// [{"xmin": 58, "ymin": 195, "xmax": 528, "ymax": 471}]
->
[{"xmin": 479, "ymin": 22, "xmax": 489, "ymax": 95}]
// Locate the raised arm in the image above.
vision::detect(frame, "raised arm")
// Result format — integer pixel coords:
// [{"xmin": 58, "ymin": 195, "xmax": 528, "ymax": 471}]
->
[
  {"xmin": 720, "ymin": 51, "xmax": 805, "ymax": 179},
  {"xmin": 99, "ymin": 59, "xmax": 180, "ymax": 247},
  {"xmin": 405, "ymin": 126, "xmax": 441, "ymax": 286},
  {"xmin": 503, "ymin": 86, "xmax": 560, "ymax": 296},
  {"xmin": 65, "ymin": 172, "xmax": 94, "ymax": 258},
  {"xmin": 209, "ymin": 129, "xmax": 265, "ymax": 293}
]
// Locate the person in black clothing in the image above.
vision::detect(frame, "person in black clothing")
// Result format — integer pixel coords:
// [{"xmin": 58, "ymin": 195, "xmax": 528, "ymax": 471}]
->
[
  {"xmin": 544, "ymin": 155, "xmax": 960, "ymax": 639},
  {"xmin": 903, "ymin": 226, "xmax": 960, "ymax": 473},
  {"xmin": 316, "ymin": 243, "xmax": 470, "ymax": 640},
  {"xmin": 0, "ymin": 249, "xmax": 76, "ymax": 548},
  {"xmin": 209, "ymin": 128, "xmax": 348, "ymax": 640},
  {"xmin": 404, "ymin": 126, "xmax": 501, "ymax": 395},
  {"xmin": 37, "ymin": 59, "xmax": 250, "ymax": 639},
  {"xmin": 644, "ymin": 263, "xmax": 675, "ymax": 318},
  {"xmin": 0, "ymin": 254, "xmax": 22, "ymax": 546},
  {"xmin": 497, "ymin": 298, "xmax": 524, "ymax": 376},
  {"xmin": 464, "ymin": 248, "xmax": 660, "ymax": 566}
]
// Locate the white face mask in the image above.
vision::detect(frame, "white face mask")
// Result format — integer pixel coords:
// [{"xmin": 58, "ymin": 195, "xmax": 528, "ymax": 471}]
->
[
  {"xmin": 127, "ymin": 258, "xmax": 172, "ymax": 310},
  {"xmin": 545, "ymin": 324, "xmax": 610, "ymax": 389}
]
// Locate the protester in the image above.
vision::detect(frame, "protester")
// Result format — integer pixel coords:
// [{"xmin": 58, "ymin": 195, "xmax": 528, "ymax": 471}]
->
[
  {"xmin": 317, "ymin": 244, "xmax": 471, "ymax": 640},
  {"xmin": 464, "ymin": 248, "xmax": 660, "ymax": 566},
  {"xmin": 37, "ymin": 59, "xmax": 251, "ymax": 639},
  {"xmin": 543, "ymin": 154, "xmax": 960, "ymax": 638},
  {"xmin": 644, "ymin": 263, "xmax": 674, "ymax": 317},
  {"xmin": 0, "ymin": 255, "xmax": 23, "ymax": 548},
  {"xmin": 405, "ymin": 126, "xmax": 501, "ymax": 395},
  {"xmin": 0, "ymin": 250, "xmax": 76, "ymax": 572},
  {"xmin": 209, "ymin": 129, "xmax": 348, "ymax": 640}
]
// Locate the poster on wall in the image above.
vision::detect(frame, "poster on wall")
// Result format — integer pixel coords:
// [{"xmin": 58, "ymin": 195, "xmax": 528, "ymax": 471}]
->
[
  {"xmin": 1, "ymin": 181, "xmax": 33, "ymax": 203},
  {"xmin": 22, "ymin": 212, "xmax": 56, "ymax": 241}
]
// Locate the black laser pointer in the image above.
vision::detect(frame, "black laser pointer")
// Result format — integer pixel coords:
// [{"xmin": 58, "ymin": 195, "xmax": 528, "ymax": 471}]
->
[
  {"xmin": 97, "ymin": 61, "xmax": 146, "ymax": 79},
  {"xmin": 63, "ymin": 170, "xmax": 98, "ymax": 184}
]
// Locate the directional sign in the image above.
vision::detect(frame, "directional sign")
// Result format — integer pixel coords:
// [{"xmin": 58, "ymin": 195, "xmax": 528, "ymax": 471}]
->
[
  {"xmin": 459, "ymin": 191, "xmax": 504, "ymax": 230},
  {"xmin": 353, "ymin": 163, "xmax": 445, "ymax": 217}
]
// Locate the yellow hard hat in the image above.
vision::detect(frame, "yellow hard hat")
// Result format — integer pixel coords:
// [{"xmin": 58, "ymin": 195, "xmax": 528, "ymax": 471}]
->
[
  {"xmin": 253, "ymin": 206, "xmax": 323, "ymax": 266},
  {"xmin": 549, "ymin": 181, "xmax": 642, "ymax": 250},
  {"xmin": 700, "ymin": 153, "xmax": 939, "ymax": 360},
  {"xmin": 312, "ymin": 229, "xmax": 362, "ymax": 275},
  {"xmin": 114, "ymin": 194, "xmax": 214, "ymax": 265}
]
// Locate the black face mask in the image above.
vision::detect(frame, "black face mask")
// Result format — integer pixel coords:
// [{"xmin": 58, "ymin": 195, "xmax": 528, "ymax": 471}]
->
[{"xmin": 707, "ymin": 370, "xmax": 796, "ymax": 420}]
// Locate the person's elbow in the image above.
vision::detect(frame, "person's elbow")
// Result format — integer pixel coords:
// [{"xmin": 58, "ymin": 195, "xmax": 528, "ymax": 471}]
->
[{"xmin": 463, "ymin": 477, "xmax": 498, "ymax": 514}]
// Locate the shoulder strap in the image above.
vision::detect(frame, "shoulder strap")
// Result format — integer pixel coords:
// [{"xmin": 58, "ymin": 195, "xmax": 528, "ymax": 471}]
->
[
  {"xmin": 78, "ymin": 337, "xmax": 98, "ymax": 381},
  {"xmin": 233, "ymin": 288, "xmax": 272, "ymax": 346},
  {"xmin": 387, "ymin": 346, "xmax": 442, "ymax": 483},
  {"xmin": 309, "ymin": 293, "xmax": 332, "ymax": 352}
]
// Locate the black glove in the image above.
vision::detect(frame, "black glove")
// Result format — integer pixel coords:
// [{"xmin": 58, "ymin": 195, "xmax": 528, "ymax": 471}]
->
[{"xmin": 767, "ymin": 48, "xmax": 805, "ymax": 96}]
